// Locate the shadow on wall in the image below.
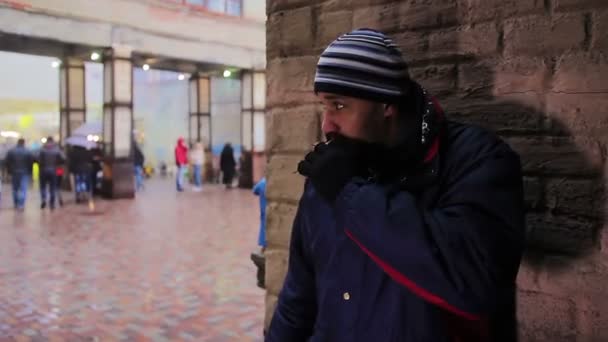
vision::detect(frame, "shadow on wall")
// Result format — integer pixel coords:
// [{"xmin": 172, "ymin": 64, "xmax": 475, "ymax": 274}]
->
[{"xmin": 427, "ymin": 56, "xmax": 606, "ymax": 261}]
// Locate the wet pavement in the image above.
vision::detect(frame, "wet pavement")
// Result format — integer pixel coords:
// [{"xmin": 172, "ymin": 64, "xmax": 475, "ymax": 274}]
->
[{"xmin": 0, "ymin": 178, "xmax": 265, "ymax": 341}]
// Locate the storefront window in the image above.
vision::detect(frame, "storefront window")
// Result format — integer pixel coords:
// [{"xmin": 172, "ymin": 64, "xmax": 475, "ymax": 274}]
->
[
  {"xmin": 179, "ymin": 0, "xmax": 241, "ymax": 16},
  {"xmin": 184, "ymin": 0, "xmax": 204, "ymax": 6},
  {"xmin": 226, "ymin": 0, "xmax": 241, "ymax": 16}
]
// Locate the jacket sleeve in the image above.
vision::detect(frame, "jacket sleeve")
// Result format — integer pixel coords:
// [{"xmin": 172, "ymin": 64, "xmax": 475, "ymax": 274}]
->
[
  {"xmin": 334, "ymin": 147, "xmax": 525, "ymax": 321},
  {"xmin": 266, "ymin": 198, "xmax": 317, "ymax": 341},
  {"xmin": 253, "ymin": 180, "xmax": 263, "ymax": 196}
]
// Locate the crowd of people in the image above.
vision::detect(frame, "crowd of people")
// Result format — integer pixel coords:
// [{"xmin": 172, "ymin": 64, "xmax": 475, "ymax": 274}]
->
[
  {"xmin": 172, "ymin": 137, "xmax": 238, "ymax": 192},
  {"xmin": 0, "ymin": 137, "xmax": 101, "ymax": 210}
]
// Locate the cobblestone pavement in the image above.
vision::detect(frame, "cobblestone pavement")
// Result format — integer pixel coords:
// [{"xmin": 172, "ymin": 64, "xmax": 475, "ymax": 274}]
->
[{"xmin": 0, "ymin": 179, "xmax": 265, "ymax": 341}]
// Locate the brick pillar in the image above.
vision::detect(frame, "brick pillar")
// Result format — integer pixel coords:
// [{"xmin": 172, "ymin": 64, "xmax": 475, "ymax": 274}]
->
[
  {"xmin": 101, "ymin": 45, "xmax": 135, "ymax": 199},
  {"xmin": 59, "ymin": 57, "xmax": 86, "ymax": 142}
]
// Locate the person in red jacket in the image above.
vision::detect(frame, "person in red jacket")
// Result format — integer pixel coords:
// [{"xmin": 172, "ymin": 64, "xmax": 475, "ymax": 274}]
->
[{"xmin": 174, "ymin": 137, "xmax": 189, "ymax": 192}]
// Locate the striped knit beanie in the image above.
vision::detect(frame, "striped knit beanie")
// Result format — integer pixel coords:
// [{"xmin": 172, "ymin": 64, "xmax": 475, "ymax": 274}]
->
[{"xmin": 314, "ymin": 28, "xmax": 411, "ymax": 104}]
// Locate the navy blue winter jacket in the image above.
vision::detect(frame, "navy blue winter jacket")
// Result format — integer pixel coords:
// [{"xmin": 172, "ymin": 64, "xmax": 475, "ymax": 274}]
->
[{"xmin": 266, "ymin": 121, "xmax": 525, "ymax": 342}]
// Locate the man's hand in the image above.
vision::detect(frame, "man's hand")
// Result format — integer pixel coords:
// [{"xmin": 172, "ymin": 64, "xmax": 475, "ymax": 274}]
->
[{"xmin": 297, "ymin": 137, "xmax": 364, "ymax": 203}]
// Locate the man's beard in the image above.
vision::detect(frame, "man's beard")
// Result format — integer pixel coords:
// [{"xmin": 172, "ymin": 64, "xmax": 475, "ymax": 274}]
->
[
  {"xmin": 325, "ymin": 125, "xmax": 422, "ymax": 182},
  {"xmin": 324, "ymin": 132, "xmax": 398, "ymax": 181}
]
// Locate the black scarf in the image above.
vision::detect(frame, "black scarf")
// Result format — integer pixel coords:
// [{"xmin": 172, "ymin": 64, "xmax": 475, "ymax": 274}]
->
[{"xmin": 356, "ymin": 82, "xmax": 446, "ymax": 188}]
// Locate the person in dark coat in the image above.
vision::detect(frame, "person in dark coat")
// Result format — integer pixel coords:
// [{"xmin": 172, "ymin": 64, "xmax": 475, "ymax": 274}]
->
[
  {"xmin": 219, "ymin": 142, "xmax": 236, "ymax": 189},
  {"xmin": 68, "ymin": 145, "xmax": 93, "ymax": 203},
  {"xmin": 266, "ymin": 29, "xmax": 526, "ymax": 342},
  {"xmin": 37, "ymin": 137, "xmax": 65, "ymax": 209},
  {"xmin": 5, "ymin": 138, "xmax": 33, "ymax": 211}
]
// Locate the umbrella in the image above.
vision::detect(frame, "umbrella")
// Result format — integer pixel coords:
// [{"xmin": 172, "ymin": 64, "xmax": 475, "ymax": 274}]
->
[
  {"xmin": 65, "ymin": 135, "xmax": 97, "ymax": 149},
  {"xmin": 72, "ymin": 122, "xmax": 102, "ymax": 137}
]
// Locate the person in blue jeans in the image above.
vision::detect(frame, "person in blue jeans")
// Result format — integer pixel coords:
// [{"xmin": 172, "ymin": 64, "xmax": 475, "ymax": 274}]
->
[
  {"xmin": 189, "ymin": 142, "xmax": 205, "ymax": 191},
  {"xmin": 133, "ymin": 141, "xmax": 145, "ymax": 191},
  {"xmin": 5, "ymin": 139, "xmax": 33, "ymax": 211},
  {"xmin": 38, "ymin": 137, "xmax": 65, "ymax": 210},
  {"xmin": 174, "ymin": 138, "xmax": 188, "ymax": 192},
  {"xmin": 69, "ymin": 145, "xmax": 93, "ymax": 203},
  {"xmin": 253, "ymin": 177, "xmax": 267, "ymax": 251}
]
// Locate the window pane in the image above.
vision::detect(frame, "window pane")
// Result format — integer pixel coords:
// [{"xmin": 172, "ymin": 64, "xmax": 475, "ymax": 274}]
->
[
  {"xmin": 185, "ymin": 0, "xmax": 204, "ymax": 6},
  {"xmin": 68, "ymin": 67, "xmax": 85, "ymax": 109},
  {"xmin": 114, "ymin": 107, "xmax": 132, "ymax": 158},
  {"xmin": 241, "ymin": 72, "xmax": 252, "ymax": 109},
  {"xmin": 241, "ymin": 111, "xmax": 252, "ymax": 151},
  {"xmin": 227, "ymin": 0, "xmax": 241, "ymax": 16},
  {"xmin": 200, "ymin": 115, "xmax": 211, "ymax": 147},
  {"xmin": 253, "ymin": 112, "xmax": 265, "ymax": 152},
  {"xmin": 190, "ymin": 115, "xmax": 199, "ymax": 143},
  {"xmin": 253, "ymin": 72, "xmax": 266, "ymax": 110},
  {"xmin": 198, "ymin": 77, "xmax": 210, "ymax": 113},
  {"xmin": 207, "ymin": 0, "xmax": 225, "ymax": 13}
]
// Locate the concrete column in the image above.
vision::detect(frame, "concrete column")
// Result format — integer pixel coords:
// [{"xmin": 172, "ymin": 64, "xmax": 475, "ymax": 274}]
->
[
  {"xmin": 101, "ymin": 45, "xmax": 134, "ymax": 199},
  {"xmin": 188, "ymin": 73, "xmax": 212, "ymax": 180},
  {"xmin": 59, "ymin": 58, "xmax": 86, "ymax": 142},
  {"xmin": 239, "ymin": 70, "xmax": 266, "ymax": 188}
]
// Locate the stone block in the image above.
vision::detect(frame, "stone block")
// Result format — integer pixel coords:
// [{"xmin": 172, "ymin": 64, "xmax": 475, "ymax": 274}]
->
[
  {"xmin": 517, "ymin": 290, "xmax": 577, "ymax": 341},
  {"xmin": 591, "ymin": 10, "xmax": 608, "ymax": 51},
  {"xmin": 267, "ymin": 105, "xmax": 320, "ymax": 153},
  {"xmin": 443, "ymin": 94, "xmax": 545, "ymax": 134},
  {"xmin": 554, "ymin": 0, "xmax": 608, "ymax": 12},
  {"xmin": 352, "ymin": 2, "xmax": 403, "ymax": 32},
  {"xmin": 267, "ymin": 57, "xmax": 319, "ymax": 107},
  {"xmin": 409, "ymin": 64, "xmax": 457, "ymax": 96},
  {"xmin": 316, "ymin": 10, "xmax": 353, "ymax": 49},
  {"xmin": 525, "ymin": 212, "xmax": 597, "ymax": 254},
  {"xmin": 265, "ymin": 293, "xmax": 278, "ymax": 330},
  {"xmin": 391, "ymin": 31, "xmax": 428, "ymax": 62},
  {"xmin": 553, "ymin": 52, "xmax": 608, "ymax": 93},
  {"xmin": 492, "ymin": 57, "xmax": 550, "ymax": 95},
  {"xmin": 399, "ymin": 0, "xmax": 459, "ymax": 30},
  {"xmin": 504, "ymin": 14, "xmax": 585, "ymax": 56},
  {"xmin": 266, "ymin": 154, "xmax": 306, "ymax": 202},
  {"xmin": 267, "ymin": 0, "xmax": 312, "ymax": 14},
  {"xmin": 267, "ymin": 7, "xmax": 314, "ymax": 59},
  {"xmin": 467, "ymin": 0, "xmax": 544, "ymax": 23},
  {"xmin": 265, "ymin": 249, "xmax": 289, "ymax": 295},
  {"xmin": 505, "ymin": 136, "xmax": 604, "ymax": 177},
  {"xmin": 523, "ymin": 176, "xmax": 544, "ymax": 210},
  {"xmin": 545, "ymin": 178, "xmax": 605, "ymax": 218},
  {"xmin": 266, "ymin": 201, "xmax": 298, "ymax": 249},
  {"xmin": 428, "ymin": 23, "xmax": 499, "ymax": 58},
  {"xmin": 546, "ymin": 93, "xmax": 608, "ymax": 139}
]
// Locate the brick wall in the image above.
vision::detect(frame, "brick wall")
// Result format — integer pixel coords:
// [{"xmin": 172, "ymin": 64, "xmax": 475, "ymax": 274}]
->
[{"xmin": 264, "ymin": 0, "xmax": 608, "ymax": 339}]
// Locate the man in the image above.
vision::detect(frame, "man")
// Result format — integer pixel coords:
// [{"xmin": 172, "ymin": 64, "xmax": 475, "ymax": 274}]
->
[
  {"xmin": 266, "ymin": 29, "xmax": 525, "ymax": 341},
  {"xmin": 253, "ymin": 177, "xmax": 267, "ymax": 251},
  {"xmin": 133, "ymin": 140, "xmax": 145, "ymax": 191},
  {"xmin": 5, "ymin": 138, "xmax": 33, "ymax": 211},
  {"xmin": 38, "ymin": 137, "xmax": 65, "ymax": 209},
  {"xmin": 174, "ymin": 137, "xmax": 189, "ymax": 192},
  {"xmin": 69, "ymin": 145, "xmax": 93, "ymax": 203},
  {"xmin": 252, "ymin": 177, "xmax": 268, "ymax": 289}
]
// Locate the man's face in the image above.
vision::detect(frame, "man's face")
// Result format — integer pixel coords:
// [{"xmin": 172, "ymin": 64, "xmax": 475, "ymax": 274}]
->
[{"xmin": 317, "ymin": 92, "xmax": 387, "ymax": 143}]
